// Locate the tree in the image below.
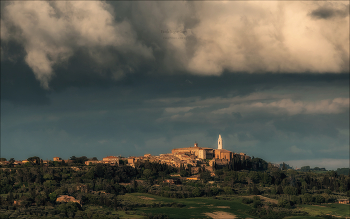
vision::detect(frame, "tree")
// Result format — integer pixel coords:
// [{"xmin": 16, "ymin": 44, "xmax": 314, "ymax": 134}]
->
[
  {"xmin": 49, "ymin": 192, "xmax": 58, "ymax": 203},
  {"xmin": 282, "ymin": 162, "xmax": 287, "ymax": 170},
  {"xmin": 159, "ymin": 171, "xmax": 166, "ymax": 181},
  {"xmin": 143, "ymin": 169, "xmax": 152, "ymax": 180},
  {"xmin": 278, "ymin": 199, "xmax": 292, "ymax": 208},
  {"xmin": 283, "ymin": 186, "xmax": 298, "ymax": 196},
  {"xmin": 301, "ymin": 166, "xmax": 310, "ymax": 172},
  {"xmin": 302, "ymin": 193, "xmax": 313, "ymax": 204},
  {"xmin": 70, "ymin": 156, "xmax": 77, "ymax": 163},
  {"xmin": 7, "ymin": 192, "xmax": 14, "ymax": 203},
  {"xmin": 277, "ymin": 185, "xmax": 284, "ymax": 194},
  {"xmin": 7, "ymin": 158, "xmax": 15, "ymax": 167},
  {"xmin": 192, "ymin": 187, "xmax": 202, "ymax": 197},
  {"xmin": 252, "ymin": 184, "xmax": 260, "ymax": 195},
  {"xmin": 180, "ymin": 170, "xmax": 189, "ymax": 177},
  {"xmin": 200, "ymin": 171, "xmax": 211, "ymax": 183},
  {"xmin": 71, "ymin": 156, "xmax": 88, "ymax": 164},
  {"xmin": 113, "ymin": 197, "xmax": 119, "ymax": 210},
  {"xmin": 272, "ymin": 170, "xmax": 286, "ymax": 185},
  {"xmin": 314, "ymin": 194, "xmax": 325, "ymax": 203},
  {"xmin": 27, "ymin": 156, "xmax": 41, "ymax": 165}
]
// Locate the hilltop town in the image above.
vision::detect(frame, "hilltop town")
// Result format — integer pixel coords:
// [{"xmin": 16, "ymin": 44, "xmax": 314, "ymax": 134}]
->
[
  {"xmin": 1, "ymin": 135, "xmax": 349, "ymax": 219},
  {"xmin": 87, "ymin": 135, "xmax": 251, "ymax": 171},
  {"xmin": 1, "ymin": 135, "xmax": 253, "ymax": 173}
]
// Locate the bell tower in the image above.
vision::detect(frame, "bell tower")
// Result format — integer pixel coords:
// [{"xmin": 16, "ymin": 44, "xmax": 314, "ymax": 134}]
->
[{"xmin": 218, "ymin": 134, "xmax": 223, "ymax": 149}]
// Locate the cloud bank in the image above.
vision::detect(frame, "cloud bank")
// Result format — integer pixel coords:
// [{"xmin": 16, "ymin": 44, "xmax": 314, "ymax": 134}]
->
[
  {"xmin": 1, "ymin": 1, "xmax": 349, "ymax": 88},
  {"xmin": 1, "ymin": 1, "xmax": 152, "ymax": 89}
]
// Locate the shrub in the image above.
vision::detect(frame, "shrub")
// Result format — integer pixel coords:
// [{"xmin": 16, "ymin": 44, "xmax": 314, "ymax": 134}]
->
[
  {"xmin": 314, "ymin": 194, "xmax": 325, "ymax": 204},
  {"xmin": 242, "ymin": 198, "xmax": 253, "ymax": 204},
  {"xmin": 253, "ymin": 199, "xmax": 262, "ymax": 208},
  {"xmin": 278, "ymin": 199, "xmax": 292, "ymax": 209}
]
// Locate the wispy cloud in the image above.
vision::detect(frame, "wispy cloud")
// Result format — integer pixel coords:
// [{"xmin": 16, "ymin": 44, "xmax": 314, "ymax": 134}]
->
[
  {"xmin": 213, "ymin": 98, "xmax": 349, "ymax": 115},
  {"xmin": 148, "ymin": 92, "xmax": 293, "ymax": 106},
  {"xmin": 289, "ymin": 145, "xmax": 313, "ymax": 155},
  {"xmin": 164, "ymin": 106, "xmax": 196, "ymax": 114}
]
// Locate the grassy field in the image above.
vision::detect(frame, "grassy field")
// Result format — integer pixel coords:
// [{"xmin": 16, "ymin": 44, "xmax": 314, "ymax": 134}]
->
[
  {"xmin": 119, "ymin": 193, "xmax": 350, "ymax": 219},
  {"xmin": 284, "ymin": 216, "xmax": 322, "ymax": 219},
  {"xmin": 122, "ymin": 193, "xmax": 256, "ymax": 219},
  {"xmin": 84, "ymin": 205, "xmax": 144, "ymax": 219},
  {"xmin": 299, "ymin": 203, "xmax": 350, "ymax": 218},
  {"xmin": 3, "ymin": 192, "xmax": 349, "ymax": 218}
]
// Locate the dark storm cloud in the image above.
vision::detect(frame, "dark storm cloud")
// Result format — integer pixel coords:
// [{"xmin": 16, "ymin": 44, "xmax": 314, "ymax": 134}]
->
[
  {"xmin": 1, "ymin": 1, "xmax": 153, "ymax": 89},
  {"xmin": 1, "ymin": 1, "xmax": 349, "ymax": 90},
  {"xmin": 310, "ymin": 4, "xmax": 349, "ymax": 19}
]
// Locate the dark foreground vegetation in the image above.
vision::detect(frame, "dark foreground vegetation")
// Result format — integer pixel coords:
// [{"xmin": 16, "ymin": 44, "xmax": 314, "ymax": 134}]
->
[{"xmin": 0, "ymin": 157, "xmax": 349, "ymax": 219}]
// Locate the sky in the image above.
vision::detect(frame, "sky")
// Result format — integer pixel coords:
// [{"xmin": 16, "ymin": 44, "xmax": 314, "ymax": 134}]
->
[{"xmin": 1, "ymin": 1, "xmax": 349, "ymax": 170}]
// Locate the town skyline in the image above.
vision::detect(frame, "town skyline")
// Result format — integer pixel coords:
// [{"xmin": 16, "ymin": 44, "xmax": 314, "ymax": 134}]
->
[{"xmin": 0, "ymin": 134, "xmax": 346, "ymax": 171}]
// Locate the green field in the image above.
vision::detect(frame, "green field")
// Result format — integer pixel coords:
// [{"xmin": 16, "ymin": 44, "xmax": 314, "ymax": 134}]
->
[
  {"xmin": 118, "ymin": 193, "xmax": 350, "ymax": 219},
  {"xmin": 299, "ymin": 204, "xmax": 350, "ymax": 218},
  {"xmin": 121, "ymin": 193, "xmax": 256, "ymax": 219},
  {"xmin": 3, "ymin": 192, "xmax": 349, "ymax": 218},
  {"xmin": 285, "ymin": 216, "xmax": 322, "ymax": 219}
]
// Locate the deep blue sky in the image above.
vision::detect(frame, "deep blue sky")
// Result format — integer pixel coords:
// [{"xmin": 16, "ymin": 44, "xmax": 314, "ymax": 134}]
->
[{"xmin": 1, "ymin": 1, "xmax": 349, "ymax": 170}]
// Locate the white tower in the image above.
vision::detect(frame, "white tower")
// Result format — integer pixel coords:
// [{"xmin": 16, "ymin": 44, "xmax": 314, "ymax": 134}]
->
[{"xmin": 218, "ymin": 134, "xmax": 223, "ymax": 149}]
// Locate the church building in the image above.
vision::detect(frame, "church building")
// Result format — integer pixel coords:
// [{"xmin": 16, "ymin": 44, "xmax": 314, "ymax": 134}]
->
[{"xmin": 214, "ymin": 134, "xmax": 233, "ymax": 161}]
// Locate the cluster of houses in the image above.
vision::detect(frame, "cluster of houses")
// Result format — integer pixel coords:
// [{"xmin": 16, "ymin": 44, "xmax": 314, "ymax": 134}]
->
[
  {"xmin": 1, "ymin": 135, "xmax": 252, "ymax": 170},
  {"xmin": 0, "ymin": 157, "xmax": 73, "ymax": 166}
]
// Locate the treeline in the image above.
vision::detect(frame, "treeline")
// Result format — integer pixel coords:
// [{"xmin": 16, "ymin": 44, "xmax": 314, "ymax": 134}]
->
[
  {"xmin": 217, "ymin": 156, "xmax": 269, "ymax": 171},
  {"xmin": 337, "ymin": 168, "xmax": 349, "ymax": 176}
]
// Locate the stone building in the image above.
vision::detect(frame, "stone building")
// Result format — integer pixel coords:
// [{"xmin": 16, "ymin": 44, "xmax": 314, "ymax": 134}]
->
[
  {"xmin": 85, "ymin": 160, "xmax": 103, "ymax": 165},
  {"xmin": 171, "ymin": 143, "xmax": 214, "ymax": 159},
  {"xmin": 238, "ymin": 153, "xmax": 251, "ymax": 160},
  {"xmin": 214, "ymin": 149, "xmax": 233, "ymax": 161},
  {"xmin": 127, "ymin": 156, "xmax": 144, "ymax": 167},
  {"xmin": 338, "ymin": 199, "xmax": 349, "ymax": 204},
  {"xmin": 53, "ymin": 157, "xmax": 62, "ymax": 162},
  {"xmin": 102, "ymin": 156, "xmax": 119, "ymax": 165}
]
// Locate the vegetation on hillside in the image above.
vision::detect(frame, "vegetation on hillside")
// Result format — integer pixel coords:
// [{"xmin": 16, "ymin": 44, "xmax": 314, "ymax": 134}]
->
[{"xmin": 0, "ymin": 157, "xmax": 349, "ymax": 219}]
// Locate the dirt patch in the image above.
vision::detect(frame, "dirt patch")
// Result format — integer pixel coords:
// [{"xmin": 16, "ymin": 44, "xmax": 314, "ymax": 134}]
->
[
  {"xmin": 216, "ymin": 206, "xmax": 230, "ymax": 209},
  {"xmin": 258, "ymin": 195, "xmax": 278, "ymax": 204},
  {"xmin": 204, "ymin": 211, "xmax": 237, "ymax": 219},
  {"xmin": 137, "ymin": 196, "xmax": 155, "ymax": 200},
  {"xmin": 242, "ymin": 195, "xmax": 278, "ymax": 204}
]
